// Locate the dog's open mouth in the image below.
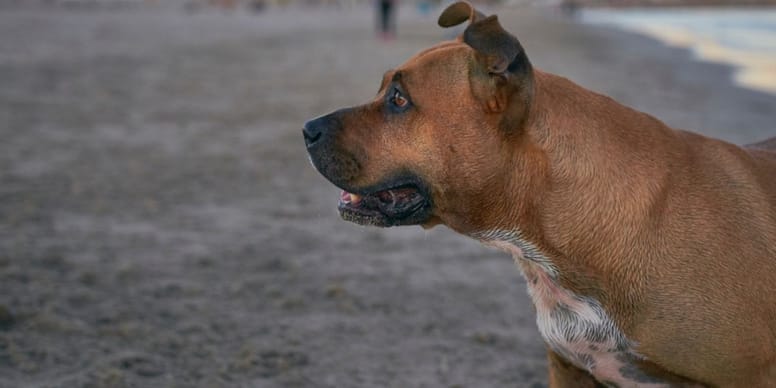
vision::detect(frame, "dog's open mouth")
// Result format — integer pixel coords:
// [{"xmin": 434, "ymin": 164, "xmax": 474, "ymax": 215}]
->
[{"xmin": 337, "ymin": 184, "xmax": 431, "ymax": 227}]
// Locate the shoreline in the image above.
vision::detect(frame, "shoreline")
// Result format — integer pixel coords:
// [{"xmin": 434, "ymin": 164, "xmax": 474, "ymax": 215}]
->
[
  {"xmin": 507, "ymin": 5, "xmax": 776, "ymax": 144},
  {"xmin": 566, "ymin": 0, "xmax": 776, "ymax": 8},
  {"xmin": 577, "ymin": 7, "xmax": 776, "ymax": 96}
]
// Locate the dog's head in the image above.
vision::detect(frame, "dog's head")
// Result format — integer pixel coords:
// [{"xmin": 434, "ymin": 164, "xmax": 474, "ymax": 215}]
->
[{"xmin": 304, "ymin": 1, "xmax": 538, "ymax": 232}]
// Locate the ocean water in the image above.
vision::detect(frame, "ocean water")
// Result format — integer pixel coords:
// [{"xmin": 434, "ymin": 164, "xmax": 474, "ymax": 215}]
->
[{"xmin": 582, "ymin": 8, "xmax": 776, "ymax": 95}]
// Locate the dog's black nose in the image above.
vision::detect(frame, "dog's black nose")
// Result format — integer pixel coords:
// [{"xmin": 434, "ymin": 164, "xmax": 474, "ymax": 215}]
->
[
  {"xmin": 302, "ymin": 122, "xmax": 322, "ymax": 148},
  {"xmin": 304, "ymin": 111, "xmax": 348, "ymax": 150},
  {"xmin": 304, "ymin": 114, "xmax": 342, "ymax": 149}
]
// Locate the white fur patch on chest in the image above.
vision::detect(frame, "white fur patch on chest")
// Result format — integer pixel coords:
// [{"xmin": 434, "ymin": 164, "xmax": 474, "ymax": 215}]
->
[{"xmin": 473, "ymin": 230, "xmax": 669, "ymax": 387}]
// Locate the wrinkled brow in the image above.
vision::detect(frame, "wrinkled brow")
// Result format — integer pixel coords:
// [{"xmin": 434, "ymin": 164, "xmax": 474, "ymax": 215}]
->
[
  {"xmin": 378, "ymin": 70, "xmax": 392, "ymax": 93},
  {"xmin": 378, "ymin": 70, "xmax": 405, "ymax": 93}
]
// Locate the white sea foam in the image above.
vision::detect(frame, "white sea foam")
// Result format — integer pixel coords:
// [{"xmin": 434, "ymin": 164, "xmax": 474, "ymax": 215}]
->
[{"xmin": 582, "ymin": 8, "xmax": 776, "ymax": 95}]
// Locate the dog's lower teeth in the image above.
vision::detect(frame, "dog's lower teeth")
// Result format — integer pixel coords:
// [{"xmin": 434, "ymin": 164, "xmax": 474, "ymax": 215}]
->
[{"xmin": 340, "ymin": 191, "xmax": 361, "ymax": 204}]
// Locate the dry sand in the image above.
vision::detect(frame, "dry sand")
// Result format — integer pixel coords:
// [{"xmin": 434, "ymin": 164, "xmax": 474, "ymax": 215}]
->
[{"xmin": 0, "ymin": 4, "xmax": 774, "ymax": 388}]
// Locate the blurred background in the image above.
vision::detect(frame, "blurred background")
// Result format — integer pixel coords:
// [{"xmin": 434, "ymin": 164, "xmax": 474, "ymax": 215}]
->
[{"xmin": 0, "ymin": 0, "xmax": 774, "ymax": 387}]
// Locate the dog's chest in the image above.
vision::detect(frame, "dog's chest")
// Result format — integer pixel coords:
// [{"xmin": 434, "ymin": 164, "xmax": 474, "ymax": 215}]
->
[
  {"xmin": 524, "ymin": 264, "xmax": 664, "ymax": 387},
  {"xmin": 478, "ymin": 232, "xmax": 669, "ymax": 387}
]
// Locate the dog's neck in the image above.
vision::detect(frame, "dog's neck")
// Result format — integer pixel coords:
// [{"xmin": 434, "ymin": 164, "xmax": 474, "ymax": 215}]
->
[{"xmin": 474, "ymin": 70, "xmax": 689, "ymax": 309}]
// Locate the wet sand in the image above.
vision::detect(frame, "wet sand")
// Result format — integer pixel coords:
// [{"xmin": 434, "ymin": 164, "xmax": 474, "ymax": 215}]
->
[{"xmin": 0, "ymin": 4, "xmax": 774, "ymax": 388}]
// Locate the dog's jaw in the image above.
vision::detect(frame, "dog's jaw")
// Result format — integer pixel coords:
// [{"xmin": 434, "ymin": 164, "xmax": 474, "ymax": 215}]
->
[{"xmin": 336, "ymin": 180, "xmax": 433, "ymax": 227}]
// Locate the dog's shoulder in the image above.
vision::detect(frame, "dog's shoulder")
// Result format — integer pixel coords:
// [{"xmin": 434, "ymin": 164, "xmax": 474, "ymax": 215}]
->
[
  {"xmin": 744, "ymin": 136, "xmax": 776, "ymax": 174},
  {"xmin": 746, "ymin": 136, "xmax": 776, "ymax": 153}
]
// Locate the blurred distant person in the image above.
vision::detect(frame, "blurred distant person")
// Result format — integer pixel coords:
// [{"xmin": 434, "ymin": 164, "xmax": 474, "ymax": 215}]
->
[
  {"xmin": 376, "ymin": 0, "xmax": 397, "ymax": 41},
  {"xmin": 209, "ymin": 0, "xmax": 236, "ymax": 9},
  {"xmin": 561, "ymin": 0, "xmax": 579, "ymax": 18},
  {"xmin": 250, "ymin": 0, "xmax": 266, "ymax": 12},
  {"xmin": 417, "ymin": 1, "xmax": 432, "ymax": 17}
]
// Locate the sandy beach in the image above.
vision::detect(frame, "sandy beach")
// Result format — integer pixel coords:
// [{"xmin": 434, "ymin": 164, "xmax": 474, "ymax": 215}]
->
[{"xmin": 0, "ymin": 3, "xmax": 774, "ymax": 388}]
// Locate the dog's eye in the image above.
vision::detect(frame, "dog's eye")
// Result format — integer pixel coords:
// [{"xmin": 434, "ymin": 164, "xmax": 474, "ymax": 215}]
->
[{"xmin": 390, "ymin": 90, "xmax": 408, "ymax": 108}]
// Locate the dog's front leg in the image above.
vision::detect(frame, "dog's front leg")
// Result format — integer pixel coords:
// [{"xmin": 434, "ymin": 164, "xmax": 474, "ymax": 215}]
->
[{"xmin": 547, "ymin": 350, "xmax": 603, "ymax": 388}]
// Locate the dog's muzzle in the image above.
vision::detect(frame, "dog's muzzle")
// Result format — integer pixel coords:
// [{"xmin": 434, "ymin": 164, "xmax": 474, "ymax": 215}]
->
[{"xmin": 303, "ymin": 111, "xmax": 433, "ymax": 227}]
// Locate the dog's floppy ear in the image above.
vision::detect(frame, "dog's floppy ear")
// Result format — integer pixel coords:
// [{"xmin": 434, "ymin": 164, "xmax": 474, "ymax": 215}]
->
[
  {"xmin": 438, "ymin": 1, "xmax": 528, "ymax": 74},
  {"xmin": 438, "ymin": 1, "xmax": 486, "ymax": 28},
  {"xmin": 438, "ymin": 1, "xmax": 533, "ymax": 129},
  {"xmin": 438, "ymin": 1, "xmax": 530, "ymax": 77}
]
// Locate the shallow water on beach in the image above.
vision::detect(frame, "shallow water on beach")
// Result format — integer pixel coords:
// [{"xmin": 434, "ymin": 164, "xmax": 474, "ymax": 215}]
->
[{"xmin": 582, "ymin": 8, "xmax": 776, "ymax": 95}]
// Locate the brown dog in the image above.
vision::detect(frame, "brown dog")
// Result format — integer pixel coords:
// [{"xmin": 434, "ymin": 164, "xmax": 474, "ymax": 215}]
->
[{"xmin": 303, "ymin": 2, "xmax": 776, "ymax": 386}]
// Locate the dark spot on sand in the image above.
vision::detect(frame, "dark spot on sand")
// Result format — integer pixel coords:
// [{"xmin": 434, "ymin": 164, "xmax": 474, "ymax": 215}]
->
[
  {"xmin": 472, "ymin": 332, "xmax": 499, "ymax": 345},
  {"xmin": 258, "ymin": 350, "xmax": 309, "ymax": 378},
  {"xmin": 78, "ymin": 271, "xmax": 98, "ymax": 286},
  {"xmin": 0, "ymin": 305, "xmax": 16, "ymax": 331},
  {"xmin": 116, "ymin": 354, "xmax": 165, "ymax": 377}
]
